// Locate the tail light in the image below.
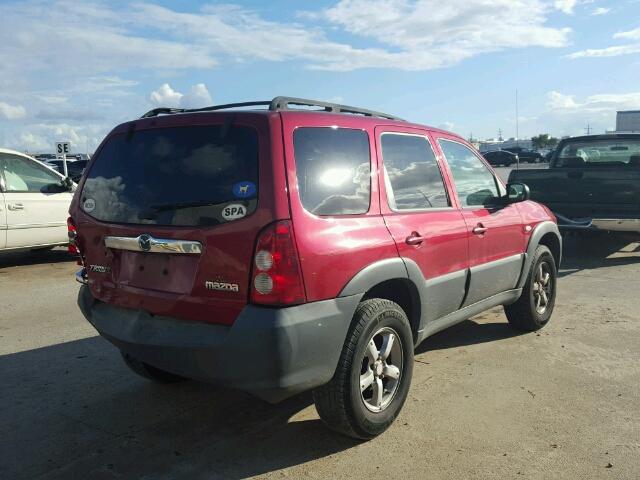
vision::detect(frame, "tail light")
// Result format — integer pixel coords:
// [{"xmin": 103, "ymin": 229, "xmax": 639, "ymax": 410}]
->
[
  {"xmin": 250, "ymin": 220, "xmax": 306, "ymax": 306},
  {"xmin": 67, "ymin": 217, "xmax": 78, "ymax": 255}
]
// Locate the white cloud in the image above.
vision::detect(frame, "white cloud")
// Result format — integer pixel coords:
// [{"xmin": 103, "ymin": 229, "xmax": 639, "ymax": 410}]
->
[
  {"xmin": 11, "ymin": 123, "xmax": 106, "ymax": 153},
  {"xmin": 0, "ymin": 2, "xmax": 217, "ymax": 81},
  {"xmin": 547, "ymin": 90, "xmax": 640, "ymax": 112},
  {"xmin": 37, "ymin": 95, "xmax": 68, "ymax": 105},
  {"xmin": 614, "ymin": 27, "xmax": 640, "ymax": 40},
  {"xmin": 150, "ymin": 84, "xmax": 184, "ymax": 107},
  {"xmin": 538, "ymin": 90, "xmax": 640, "ymax": 137},
  {"xmin": 438, "ymin": 122, "xmax": 455, "ymax": 131},
  {"xmin": 180, "ymin": 84, "xmax": 212, "ymax": 108},
  {"xmin": 568, "ymin": 44, "xmax": 640, "ymax": 58},
  {"xmin": 149, "ymin": 83, "xmax": 212, "ymax": 108},
  {"xmin": 76, "ymin": 76, "xmax": 139, "ymax": 93},
  {"xmin": 314, "ymin": 0, "xmax": 570, "ymax": 70},
  {"xmin": 591, "ymin": 7, "xmax": 610, "ymax": 15},
  {"xmin": 0, "ymin": 101, "xmax": 26, "ymax": 119},
  {"xmin": 570, "ymin": 25, "xmax": 640, "ymax": 59},
  {"xmin": 0, "ymin": 1, "xmax": 571, "ymax": 78},
  {"xmin": 547, "ymin": 91, "xmax": 580, "ymax": 110},
  {"xmin": 554, "ymin": 0, "xmax": 577, "ymax": 14}
]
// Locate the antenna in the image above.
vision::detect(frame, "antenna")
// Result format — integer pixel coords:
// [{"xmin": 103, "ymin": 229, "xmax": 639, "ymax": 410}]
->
[{"xmin": 515, "ymin": 89, "xmax": 519, "ymax": 146}]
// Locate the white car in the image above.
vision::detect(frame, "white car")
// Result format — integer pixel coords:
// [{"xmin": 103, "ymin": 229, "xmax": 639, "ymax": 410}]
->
[{"xmin": 0, "ymin": 148, "xmax": 75, "ymax": 251}]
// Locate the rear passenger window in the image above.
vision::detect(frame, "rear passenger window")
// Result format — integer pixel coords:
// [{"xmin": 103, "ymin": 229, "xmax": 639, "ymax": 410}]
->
[
  {"xmin": 438, "ymin": 139, "xmax": 500, "ymax": 207},
  {"xmin": 294, "ymin": 127, "xmax": 370, "ymax": 215},
  {"xmin": 381, "ymin": 133, "xmax": 449, "ymax": 210}
]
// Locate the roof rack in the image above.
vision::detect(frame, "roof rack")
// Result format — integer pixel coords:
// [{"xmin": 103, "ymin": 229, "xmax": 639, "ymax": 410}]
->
[{"xmin": 140, "ymin": 96, "xmax": 403, "ymax": 121}]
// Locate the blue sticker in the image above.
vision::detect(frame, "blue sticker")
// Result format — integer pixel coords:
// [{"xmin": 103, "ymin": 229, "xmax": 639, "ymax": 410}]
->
[{"xmin": 232, "ymin": 181, "xmax": 256, "ymax": 198}]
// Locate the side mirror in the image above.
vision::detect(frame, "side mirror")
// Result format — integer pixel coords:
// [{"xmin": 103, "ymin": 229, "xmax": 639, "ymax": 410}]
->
[
  {"xmin": 506, "ymin": 182, "xmax": 530, "ymax": 203},
  {"xmin": 62, "ymin": 176, "xmax": 76, "ymax": 192}
]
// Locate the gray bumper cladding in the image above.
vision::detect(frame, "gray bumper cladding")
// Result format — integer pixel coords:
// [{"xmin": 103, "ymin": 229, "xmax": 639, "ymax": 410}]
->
[{"xmin": 78, "ymin": 286, "xmax": 361, "ymax": 403}]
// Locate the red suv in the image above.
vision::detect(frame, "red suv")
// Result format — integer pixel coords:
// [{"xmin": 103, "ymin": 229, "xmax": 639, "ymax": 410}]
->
[{"xmin": 70, "ymin": 97, "xmax": 561, "ymax": 439}]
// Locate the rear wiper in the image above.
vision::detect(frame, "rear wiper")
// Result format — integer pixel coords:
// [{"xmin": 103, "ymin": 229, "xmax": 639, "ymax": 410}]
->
[{"xmin": 145, "ymin": 200, "xmax": 228, "ymax": 212}]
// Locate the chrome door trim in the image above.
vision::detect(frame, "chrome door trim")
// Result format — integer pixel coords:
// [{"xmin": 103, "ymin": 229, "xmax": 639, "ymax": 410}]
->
[
  {"xmin": 3, "ymin": 221, "xmax": 66, "ymax": 230},
  {"xmin": 104, "ymin": 235, "xmax": 203, "ymax": 255}
]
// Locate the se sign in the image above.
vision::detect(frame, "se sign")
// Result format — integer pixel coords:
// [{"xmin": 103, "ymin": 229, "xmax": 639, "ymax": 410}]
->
[{"xmin": 56, "ymin": 142, "xmax": 70, "ymax": 155}]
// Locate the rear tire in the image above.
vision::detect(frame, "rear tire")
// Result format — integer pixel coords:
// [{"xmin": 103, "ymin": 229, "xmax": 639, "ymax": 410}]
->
[
  {"xmin": 505, "ymin": 245, "xmax": 557, "ymax": 331},
  {"xmin": 121, "ymin": 351, "xmax": 185, "ymax": 383},
  {"xmin": 313, "ymin": 299, "xmax": 414, "ymax": 439}
]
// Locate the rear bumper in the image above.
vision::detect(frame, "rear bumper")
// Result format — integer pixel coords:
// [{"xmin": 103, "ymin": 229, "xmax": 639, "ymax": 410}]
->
[
  {"xmin": 78, "ymin": 286, "xmax": 361, "ymax": 403},
  {"xmin": 555, "ymin": 213, "xmax": 640, "ymax": 233}
]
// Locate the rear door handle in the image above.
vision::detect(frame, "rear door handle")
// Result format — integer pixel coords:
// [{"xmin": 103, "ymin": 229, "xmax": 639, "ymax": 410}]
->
[
  {"xmin": 8, "ymin": 203, "xmax": 24, "ymax": 211},
  {"xmin": 472, "ymin": 224, "xmax": 488, "ymax": 235},
  {"xmin": 405, "ymin": 232, "xmax": 425, "ymax": 246}
]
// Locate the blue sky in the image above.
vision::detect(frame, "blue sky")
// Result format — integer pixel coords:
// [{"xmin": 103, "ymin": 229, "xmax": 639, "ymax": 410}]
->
[{"xmin": 1, "ymin": 0, "xmax": 639, "ymax": 153}]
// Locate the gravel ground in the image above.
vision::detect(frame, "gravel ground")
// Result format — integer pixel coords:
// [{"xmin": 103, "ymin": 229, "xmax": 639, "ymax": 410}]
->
[{"xmin": 1, "ymin": 232, "xmax": 639, "ymax": 480}]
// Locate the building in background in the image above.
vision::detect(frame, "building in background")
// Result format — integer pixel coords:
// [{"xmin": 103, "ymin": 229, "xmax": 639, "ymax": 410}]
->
[{"xmin": 616, "ymin": 111, "xmax": 640, "ymax": 132}]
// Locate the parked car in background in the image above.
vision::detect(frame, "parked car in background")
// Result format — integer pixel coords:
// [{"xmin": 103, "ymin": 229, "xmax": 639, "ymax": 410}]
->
[
  {"xmin": 509, "ymin": 133, "xmax": 640, "ymax": 233},
  {"xmin": 46, "ymin": 159, "xmax": 89, "ymax": 183},
  {"xmin": 71, "ymin": 96, "xmax": 561, "ymax": 440},
  {"xmin": 503, "ymin": 147, "xmax": 545, "ymax": 163},
  {"xmin": 0, "ymin": 148, "xmax": 75, "ymax": 251},
  {"xmin": 482, "ymin": 150, "xmax": 519, "ymax": 167},
  {"xmin": 544, "ymin": 150, "xmax": 555, "ymax": 163},
  {"xmin": 34, "ymin": 153, "xmax": 57, "ymax": 163}
]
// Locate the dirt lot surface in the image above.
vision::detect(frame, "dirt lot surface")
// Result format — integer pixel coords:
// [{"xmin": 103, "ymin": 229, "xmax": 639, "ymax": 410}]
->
[{"xmin": 1, "ymin": 233, "xmax": 639, "ymax": 480}]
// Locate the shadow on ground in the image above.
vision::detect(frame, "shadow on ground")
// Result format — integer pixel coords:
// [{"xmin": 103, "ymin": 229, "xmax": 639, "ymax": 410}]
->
[
  {"xmin": 559, "ymin": 232, "xmax": 639, "ymax": 277},
  {"xmin": 0, "ymin": 336, "xmax": 359, "ymax": 479},
  {"xmin": 416, "ymin": 319, "xmax": 523, "ymax": 355},
  {"xmin": 0, "ymin": 247, "xmax": 75, "ymax": 269}
]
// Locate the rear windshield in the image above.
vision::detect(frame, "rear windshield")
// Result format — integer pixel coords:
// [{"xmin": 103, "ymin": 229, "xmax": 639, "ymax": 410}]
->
[
  {"xmin": 81, "ymin": 125, "xmax": 258, "ymax": 226},
  {"xmin": 555, "ymin": 138, "xmax": 640, "ymax": 167}
]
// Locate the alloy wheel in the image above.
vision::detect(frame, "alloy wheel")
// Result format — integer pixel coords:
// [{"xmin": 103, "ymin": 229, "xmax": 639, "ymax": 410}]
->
[
  {"xmin": 533, "ymin": 261, "xmax": 553, "ymax": 315},
  {"xmin": 359, "ymin": 327, "xmax": 404, "ymax": 413}
]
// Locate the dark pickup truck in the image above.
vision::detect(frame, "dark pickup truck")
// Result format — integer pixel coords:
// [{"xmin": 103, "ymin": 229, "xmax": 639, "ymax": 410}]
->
[{"xmin": 509, "ymin": 134, "xmax": 640, "ymax": 233}]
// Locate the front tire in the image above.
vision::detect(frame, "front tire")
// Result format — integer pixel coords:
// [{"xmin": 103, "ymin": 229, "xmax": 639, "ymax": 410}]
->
[
  {"xmin": 313, "ymin": 299, "xmax": 414, "ymax": 439},
  {"xmin": 121, "ymin": 351, "xmax": 185, "ymax": 383},
  {"xmin": 504, "ymin": 245, "xmax": 557, "ymax": 331}
]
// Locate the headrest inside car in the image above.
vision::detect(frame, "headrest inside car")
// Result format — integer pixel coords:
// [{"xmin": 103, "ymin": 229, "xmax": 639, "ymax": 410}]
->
[{"xmin": 561, "ymin": 156, "xmax": 585, "ymax": 167}]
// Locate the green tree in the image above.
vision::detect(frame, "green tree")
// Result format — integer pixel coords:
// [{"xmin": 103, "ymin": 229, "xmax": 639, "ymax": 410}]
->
[{"xmin": 531, "ymin": 134, "xmax": 559, "ymax": 150}]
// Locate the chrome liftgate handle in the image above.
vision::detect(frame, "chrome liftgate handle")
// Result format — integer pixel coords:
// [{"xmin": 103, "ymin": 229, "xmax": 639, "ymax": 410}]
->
[{"xmin": 104, "ymin": 235, "xmax": 203, "ymax": 255}]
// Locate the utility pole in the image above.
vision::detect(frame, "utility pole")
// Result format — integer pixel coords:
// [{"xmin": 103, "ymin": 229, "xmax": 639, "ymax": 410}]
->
[
  {"xmin": 498, "ymin": 128, "xmax": 503, "ymax": 141},
  {"xmin": 584, "ymin": 124, "xmax": 592, "ymax": 135},
  {"xmin": 515, "ymin": 89, "xmax": 519, "ymax": 146}
]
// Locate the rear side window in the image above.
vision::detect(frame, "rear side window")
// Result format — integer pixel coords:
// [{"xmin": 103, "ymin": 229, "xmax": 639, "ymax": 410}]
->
[
  {"xmin": 293, "ymin": 127, "xmax": 370, "ymax": 216},
  {"xmin": 81, "ymin": 125, "xmax": 258, "ymax": 226},
  {"xmin": 380, "ymin": 133, "xmax": 449, "ymax": 210},
  {"xmin": 438, "ymin": 139, "xmax": 500, "ymax": 207}
]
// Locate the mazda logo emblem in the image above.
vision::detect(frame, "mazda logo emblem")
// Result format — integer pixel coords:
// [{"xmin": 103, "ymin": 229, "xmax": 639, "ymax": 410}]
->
[{"xmin": 138, "ymin": 234, "xmax": 152, "ymax": 252}]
